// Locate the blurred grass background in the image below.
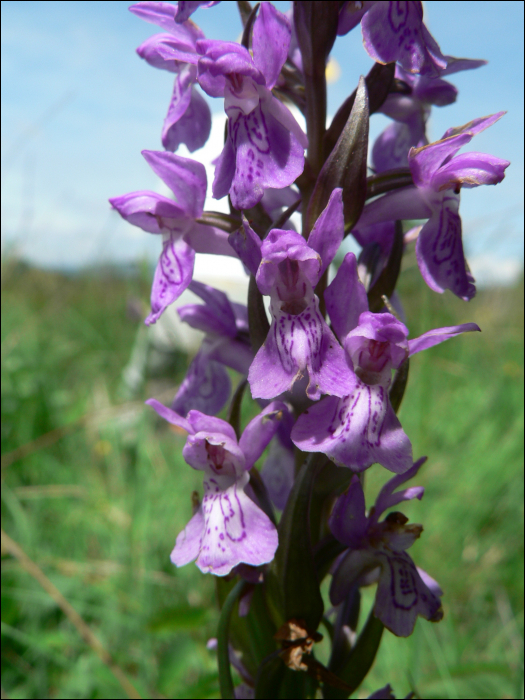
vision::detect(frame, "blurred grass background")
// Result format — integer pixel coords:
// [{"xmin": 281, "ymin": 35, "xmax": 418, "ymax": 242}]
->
[{"xmin": 1, "ymin": 253, "xmax": 523, "ymax": 699}]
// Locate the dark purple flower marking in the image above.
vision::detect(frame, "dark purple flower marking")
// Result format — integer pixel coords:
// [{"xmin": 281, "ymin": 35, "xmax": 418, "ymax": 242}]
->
[
  {"xmin": 329, "ymin": 458, "xmax": 443, "ymax": 637},
  {"xmin": 145, "ymin": 400, "xmax": 286, "ymax": 575}
]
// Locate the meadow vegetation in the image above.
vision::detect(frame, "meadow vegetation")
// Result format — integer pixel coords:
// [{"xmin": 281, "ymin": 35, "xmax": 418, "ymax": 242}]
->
[{"xmin": 1, "ymin": 255, "xmax": 523, "ymax": 699}]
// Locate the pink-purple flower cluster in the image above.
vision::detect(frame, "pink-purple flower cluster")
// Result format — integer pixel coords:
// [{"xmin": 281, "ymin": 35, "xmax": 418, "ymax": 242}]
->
[{"xmin": 109, "ymin": 2, "xmax": 510, "ymax": 696}]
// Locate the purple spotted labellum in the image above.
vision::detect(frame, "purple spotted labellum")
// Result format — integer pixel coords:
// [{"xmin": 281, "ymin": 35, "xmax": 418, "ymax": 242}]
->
[
  {"xmin": 235, "ymin": 189, "xmax": 352, "ymax": 401},
  {"xmin": 292, "ymin": 252, "xmax": 480, "ymax": 472},
  {"xmin": 329, "ymin": 458, "xmax": 444, "ymax": 637},
  {"xmin": 146, "ymin": 400, "xmax": 286, "ymax": 575},
  {"xmin": 356, "ymin": 112, "xmax": 510, "ymax": 300},
  {"xmin": 338, "ymin": 1, "xmax": 447, "ymax": 77},
  {"xmin": 130, "ymin": 2, "xmax": 212, "ymax": 152},
  {"xmin": 109, "ymin": 150, "xmax": 235, "ymax": 325},
  {"xmin": 196, "ymin": 3, "xmax": 307, "ymax": 209},
  {"xmin": 172, "ymin": 281, "xmax": 253, "ymax": 416}
]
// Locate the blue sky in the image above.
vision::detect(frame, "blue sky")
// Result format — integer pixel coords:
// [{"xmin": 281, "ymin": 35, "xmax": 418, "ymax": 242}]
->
[{"xmin": 1, "ymin": 1, "xmax": 523, "ymax": 285}]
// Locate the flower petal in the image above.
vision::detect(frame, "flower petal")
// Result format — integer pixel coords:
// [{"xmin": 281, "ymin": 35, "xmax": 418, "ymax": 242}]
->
[
  {"xmin": 292, "ymin": 382, "xmax": 413, "ymax": 473},
  {"xmin": 212, "ymin": 130, "xmax": 236, "ymax": 201},
  {"xmin": 171, "ymin": 506, "xmax": 205, "ymax": 566},
  {"xmin": 227, "ymin": 92, "xmax": 306, "ymax": 210},
  {"xmin": 355, "ymin": 187, "xmax": 432, "ymax": 229},
  {"xmin": 248, "ymin": 298, "xmax": 352, "ymax": 400},
  {"xmin": 330, "ymin": 549, "xmax": 379, "ymax": 605},
  {"xmin": 239, "ymin": 401, "xmax": 287, "ymax": 469},
  {"xmin": 409, "ymin": 132, "xmax": 472, "ymax": 188},
  {"xmin": 109, "ymin": 191, "xmax": 188, "ymax": 234},
  {"xmin": 186, "ymin": 411, "xmax": 237, "ymax": 440},
  {"xmin": 374, "ymin": 551, "xmax": 443, "ymax": 637},
  {"xmin": 325, "ymin": 252, "xmax": 369, "ymax": 340},
  {"xmin": 373, "ymin": 456, "xmax": 427, "ymax": 520},
  {"xmin": 136, "ymin": 33, "xmax": 183, "ymax": 72},
  {"xmin": 142, "ymin": 150, "xmax": 207, "ymax": 219},
  {"xmin": 187, "ymin": 222, "xmax": 236, "ymax": 257},
  {"xmin": 162, "ymin": 83, "xmax": 212, "ymax": 153},
  {"xmin": 440, "ymin": 111, "xmax": 506, "ymax": 140},
  {"xmin": 260, "ymin": 439, "xmax": 295, "ymax": 511},
  {"xmin": 171, "ymin": 349, "xmax": 231, "ymax": 416},
  {"xmin": 228, "ymin": 216, "xmax": 262, "ymax": 277},
  {"xmin": 196, "ymin": 472, "xmax": 278, "ymax": 575},
  {"xmin": 130, "ymin": 2, "xmax": 203, "ymax": 40},
  {"xmin": 183, "ymin": 432, "xmax": 244, "ymax": 474},
  {"xmin": 146, "ymin": 398, "xmax": 192, "ymax": 432},
  {"xmin": 307, "ymin": 188, "xmax": 344, "ymax": 276},
  {"xmin": 372, "ymin": 121, "xmax": 418, "ymax": 172},
  {"xmin": 252, "ymin": 2, "xmax": 291, "ymax": 90},
  {"xmin": 179, "ymin": 281, "xmax": 237, "ymax": 336},
  {"xmin": 329, "ymin": 475, "xmax": 368, "ymax": 548},
  {"xmin": 361, "ymin": 1, "xmax": 446, "ymax": 76},
  {"xmin": 430, "ymin": 151, "xmax": 510, "ymax": 191},
  {"xmin": 212, "ymin": 338, "xmax": 254, "ymax": 376},
  {"xmin": 408, "ymin": 323, "xmax": 480, "ymax": 357},
  {"xmin": 146, "ymin": 235, "xmax": 195, "ymax": 324},
  {"xmin": 415, "ymin": 195, "xmax": 476, "ymax": 300}
]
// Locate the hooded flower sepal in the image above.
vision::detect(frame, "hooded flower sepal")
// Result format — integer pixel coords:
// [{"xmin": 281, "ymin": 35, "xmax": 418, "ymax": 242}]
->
[
  {"xmin": 329, "ymin": 459, "xmax": 443, "ymax": 637},
  {"xmin": 109, "ymin": 150, "xmax": 235, "ymax": 325},
  {"xmin": 146, "ymin": 399, "xmax": 286, "ymax": 575}
]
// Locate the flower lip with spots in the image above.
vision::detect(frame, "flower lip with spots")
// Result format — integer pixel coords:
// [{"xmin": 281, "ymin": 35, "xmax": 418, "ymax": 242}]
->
[
  {"xmin": 329, "ymin": 458, "xmax": 444, "ymax": 637},
  {"xmin": 145, "ymin": 399, "xmax": 286, "ymax": 575}
]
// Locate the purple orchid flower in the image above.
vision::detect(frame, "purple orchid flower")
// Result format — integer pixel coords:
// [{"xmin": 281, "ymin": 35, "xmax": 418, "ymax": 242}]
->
[
  {"xmin": 355, "ymin": 112, "xmax": 510, "ymax": 300},
  {"xmin": 231, "ymin": 189, "xmax": 352, "ymax": 401},
  {"xmin": 291, "ymin": 252, "xmax": 480, "ymax": 473},
  {"xmin": 196, "ymin": 2, "xmax": 307, "ymax": 210},
  {"xmin": 109, "ymin": 150, "xmax": 235, "ymax": 325},
  {"xmin": 337, "ymin": 1, "xmax": 447, "ymax": 77},
  {"xmin": 130, "ymin": 2, "xmax": 211, "ymax": 152},
  {"xmin": 172, "ymin": 281, "xmax": 253, "ymax": 416},
  {"xmin": 329, "ymin": 457, "xmax": 444, "ymax": 637},
  {"xmin": 373, "ymin": 59, "xmax": 486, "ymax": 172},
  {"xmin": 146, "ymin": 400, "xmax": 286, "ymax": 576}
]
